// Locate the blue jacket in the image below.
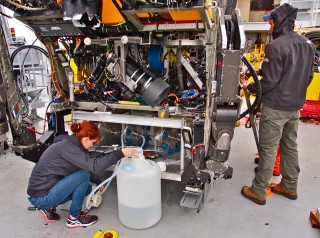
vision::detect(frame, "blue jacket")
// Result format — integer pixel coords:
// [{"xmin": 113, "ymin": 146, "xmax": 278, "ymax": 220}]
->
[{"xmin": 27, "ymin": 134, "xmax": 124, "ymax": 197}]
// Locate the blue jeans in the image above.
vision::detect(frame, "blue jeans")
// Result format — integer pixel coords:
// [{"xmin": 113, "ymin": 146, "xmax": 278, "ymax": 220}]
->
[{"xmin": 28, "ymin": 170, "xmax": 91, "ymax": 217}]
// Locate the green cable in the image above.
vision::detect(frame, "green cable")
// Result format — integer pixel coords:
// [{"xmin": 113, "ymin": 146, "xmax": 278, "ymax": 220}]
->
[{"xmin": 111, "ymin": 21, "xmax": 126, "ymax": 27}]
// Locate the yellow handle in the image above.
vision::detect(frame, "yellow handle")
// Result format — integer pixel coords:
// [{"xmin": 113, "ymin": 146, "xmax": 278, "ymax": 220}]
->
[
  {"xmin": 93, "ymin": 229, "xmax": 119, "ymax": 238},
  {"xmin": 92, "ymin": 230, "xmax": 103, "ymax": 238},
  {"xmin": 118, "ymin": 101, "xmax": 140, "ymax": 105},
  {"xmin": 102, "ymin": 230, "xmax": 119, "ymax": 238}
]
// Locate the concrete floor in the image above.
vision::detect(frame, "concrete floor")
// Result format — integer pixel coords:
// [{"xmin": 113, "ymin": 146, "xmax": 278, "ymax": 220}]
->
[{"xmin": 0, "ymin": 123, "xmax": 320, "ymax": 238}]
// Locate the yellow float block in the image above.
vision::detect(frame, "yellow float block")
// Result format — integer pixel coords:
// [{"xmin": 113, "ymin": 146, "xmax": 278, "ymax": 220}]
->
[{"xmin": 306, "ymin": 72, "xmax": 320, "ymax": 101}]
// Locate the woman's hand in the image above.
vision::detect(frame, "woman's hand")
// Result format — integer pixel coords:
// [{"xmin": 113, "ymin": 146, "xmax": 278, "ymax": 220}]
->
[
  {"xmin": 99, "ymin": 185, "xmax": 105, "ymax": 192},
  {"xmin": 121, "ymin": 147, "xmax": 141, "ymax": 158}
]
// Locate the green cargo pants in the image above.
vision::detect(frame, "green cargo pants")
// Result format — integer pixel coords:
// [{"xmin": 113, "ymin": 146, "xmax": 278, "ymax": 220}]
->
[{"xmin": 251, "ymin": 105, "xmax": 300, "ymax": 197}]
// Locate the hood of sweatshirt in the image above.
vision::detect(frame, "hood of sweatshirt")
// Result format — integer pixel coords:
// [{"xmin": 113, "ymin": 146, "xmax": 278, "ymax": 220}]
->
[
  {"xmin": 53, "ymin": 134, "xmax": 87, "ymax": 151},
  {"xmin": 270, "ymin": 3, "xmax": 298, "ymax": 39}
]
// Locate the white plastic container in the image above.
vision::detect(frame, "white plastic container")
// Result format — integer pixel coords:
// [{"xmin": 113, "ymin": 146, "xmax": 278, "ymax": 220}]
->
[{"xmin": 117, "ymin": 148, "xmax": 161, "ymax": 229}]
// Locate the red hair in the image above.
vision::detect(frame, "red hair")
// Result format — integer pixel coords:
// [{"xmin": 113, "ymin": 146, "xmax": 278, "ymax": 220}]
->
[{"xmin": 70, "ymin": 121, "xmax": 101, "ymax": 143}]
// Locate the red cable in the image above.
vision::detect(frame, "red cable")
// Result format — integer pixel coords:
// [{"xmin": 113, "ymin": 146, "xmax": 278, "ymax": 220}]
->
[
  {"xmin": 26, "ymin": 101, "xmax": 52, "ymax": 135},
  {"xmin": 192, "ymin": 144, "xmax": 205, "ymax": 155},
  {"xmin": 168, "ymin": 94, "xmax": 179, "ymax": 105}
]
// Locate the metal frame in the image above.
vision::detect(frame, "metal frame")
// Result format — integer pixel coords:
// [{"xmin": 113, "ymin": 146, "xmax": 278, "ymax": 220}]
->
[
  {"xmin": 122, "ymin": 2, "xmax": 211, "ymax": 32},
  {"xmin": 72, "ymin": 110, "xmax": 188, "ymax": 181}
]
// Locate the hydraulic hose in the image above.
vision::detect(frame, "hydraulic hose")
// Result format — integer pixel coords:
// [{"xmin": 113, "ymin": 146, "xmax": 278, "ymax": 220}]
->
[
  {"xmin": 238, "ymin": 55, "xmax": 262, "ymax": 120},
  {"xmin": 85, "ymin": 149, "xmax": 148, "ymax": 210},
  {"xmin": 137, "ymin": 133, "xmax": 146, "ymax": 148},
  {"xmin": 121, "ymin": 133, "xmax": 125, "ymax": 148},
  {"xmin": 149, "ymin": 135, "xmax": 157, "ymax": 151},
  {"xmin": 121, "ymin": 129, "xmax": 146, "ymax": 148}
]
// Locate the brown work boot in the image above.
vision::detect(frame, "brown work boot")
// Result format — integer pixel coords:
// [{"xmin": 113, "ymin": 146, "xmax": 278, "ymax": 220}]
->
[
  {"xmin": 241, "ymin": 186, "xmax": 266, "ymax": 205},
  {"xmin": 270, "ymin": 183, "xmax": 298, "ymax": 200}
]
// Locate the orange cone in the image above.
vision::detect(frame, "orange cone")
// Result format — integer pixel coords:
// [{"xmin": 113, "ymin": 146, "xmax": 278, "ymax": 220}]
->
[
  {"xmin": 266, "ymin": 177, "xmax": 273, "ymax": 196},
  {"xmin": 273, "ymin": 145, "xmax": 281, "ymax": 176}
]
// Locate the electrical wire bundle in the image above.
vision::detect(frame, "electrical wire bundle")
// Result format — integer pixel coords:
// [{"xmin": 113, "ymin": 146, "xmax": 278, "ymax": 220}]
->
[{"xmin": 167, "ymin": 88, "xmax": 205, "ymax": 114}]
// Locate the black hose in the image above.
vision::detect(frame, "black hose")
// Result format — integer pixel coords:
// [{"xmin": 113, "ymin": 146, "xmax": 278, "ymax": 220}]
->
[
  {"xmin": 303, "ymin": 32, "xmax": 319, "ymax": 73},
  {"xmin": 238, "ymin": 55, "xmax": 262, "ymax": 120},
  {"xmin": 10, "ymin": 45, "xmax": 49, "ymax": 64},
  {"xmin": 10, "ymin": 45, "xmax": 49, "ymax": 119}
]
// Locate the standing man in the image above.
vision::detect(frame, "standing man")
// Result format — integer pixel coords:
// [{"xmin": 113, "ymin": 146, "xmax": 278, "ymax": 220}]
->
[{"xmin": 241, "ymin": 3, "xmax": 315, "ymax": 205}]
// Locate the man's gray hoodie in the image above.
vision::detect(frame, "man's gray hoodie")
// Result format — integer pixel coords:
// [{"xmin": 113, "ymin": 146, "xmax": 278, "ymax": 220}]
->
[
  {"xmin": 27, "ymin": 134, "xmax": 124, "ymax": 197},
  {"xmin": 248, "ymin": 3, "xmax": 315, "ymax": 111}
]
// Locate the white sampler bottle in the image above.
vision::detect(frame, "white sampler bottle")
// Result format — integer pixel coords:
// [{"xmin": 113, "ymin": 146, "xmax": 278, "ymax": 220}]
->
[{"xmin": 116, "ymin": 147, "xmax": 161, "ymax": 229}]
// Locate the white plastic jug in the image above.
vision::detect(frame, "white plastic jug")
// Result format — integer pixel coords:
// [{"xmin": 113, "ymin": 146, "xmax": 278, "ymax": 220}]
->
[{"xmin": 116, "ymin": 148, "xmax": 161, "ymax": 229}]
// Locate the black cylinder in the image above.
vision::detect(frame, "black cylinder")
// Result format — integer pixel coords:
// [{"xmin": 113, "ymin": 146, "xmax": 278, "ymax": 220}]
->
[
  {"xmin": 107, "ymin": 54, "xmax": 171, "ymax": 107},
  {"xmin": 125, "ymin": 57, "xmax": 151, "ymax": 91},
  {"xmin": 88, "ymin": 55, "xmax": 106, "ymax": 83}
]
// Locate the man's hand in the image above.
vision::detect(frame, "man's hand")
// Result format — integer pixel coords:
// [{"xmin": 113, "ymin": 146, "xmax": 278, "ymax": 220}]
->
[{"xmin": 240, "ymin": 75, "xmax": 250, "ymax": 89}]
